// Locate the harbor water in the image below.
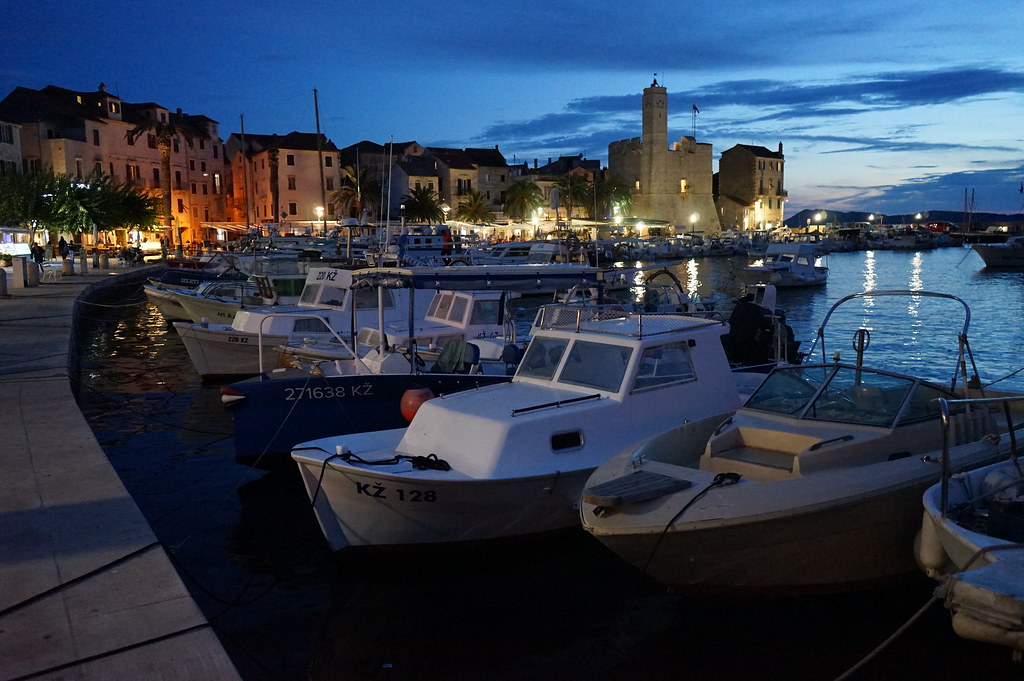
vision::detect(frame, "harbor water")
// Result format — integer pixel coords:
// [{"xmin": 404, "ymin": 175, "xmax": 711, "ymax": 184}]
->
[{"xmin": 76, "ymin": 247, "xmax": 1024, "ymax": 680}]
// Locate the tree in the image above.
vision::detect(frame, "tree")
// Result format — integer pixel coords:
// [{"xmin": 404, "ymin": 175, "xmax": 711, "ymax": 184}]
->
[
  {"xmin": 503, "ymin": 180, "xmax": 543, "ymax": 221},
  {"xmin": 594, "ymin": 176, "xmax": 633, "ymax": 220},
  {"xmin": 125, "ymin": 112, "xmax": 210, "ymax": 247},
  {"xmin": 0, "ymin": 170, "xmax": 158, "ymax": 244},
  {"xmin": 454, "ymin": 190, "xmax": 493, "ymax": 224},
  {"xmin": 401, "ymin": 185, "xmax": 446, "ymax": 224},
  {"xmin": 330, "ymin": 165, "xmax": 382, "ymax": 223},
  {"xmin": 556, "ymin": 174, "xmax": 593, "ymax": 221}
]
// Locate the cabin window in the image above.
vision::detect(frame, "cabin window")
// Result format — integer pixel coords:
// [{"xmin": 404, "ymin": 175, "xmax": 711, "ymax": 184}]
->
[
  {"xmin": 558, "ymin": 340, "xmax": 632, "ymax": 392},
  {"xmin": 351, "ymin": 287, "xmax": 394, "ymax": 310},
  {"xmin": 551, "ymin": 430, "xmax": 583, "ymax": 451},
  {"xmin": 448, "ymin": 296, "xmax": 468, "ymax": 323},
  {"xmin": 469, "ymin": 299, "xmax": 500, "ymax": 325},
  {"xmin": 517, "ymin": 337, "xmax": 569, "ymax": 380},
  {"xmin": 428, "ymin": 293, "xmax": 454, "ymax": 320},
  {"xmin": 632, "ymin": 342, "xmax": 696, "ymax": 392},
  {"xmin": 292, "ymin": 317, "xmax": 329, "ymax": 333}
]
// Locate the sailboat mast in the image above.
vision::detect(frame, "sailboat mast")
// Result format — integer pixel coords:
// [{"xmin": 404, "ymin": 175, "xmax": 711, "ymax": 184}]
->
[
  {"xmin": 314, "ymin": 88, "xmax": 327, "ymax": 238},
  {"xmin": 239, "ymin": 114, "xmax": 251, "ymax": 233}
]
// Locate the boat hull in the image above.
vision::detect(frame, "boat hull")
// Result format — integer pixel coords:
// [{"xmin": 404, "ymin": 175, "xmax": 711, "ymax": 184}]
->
[
  {"xmin": 174, "ymin": 322, "xmax": 288, "ymax": 379},
  {"xmin": 143, "ymin": 285, "xmax": 191, "ymax": 322},
  {"xmin": 293, "ymin": 454, "xmax": 594, "ymax": 550}
]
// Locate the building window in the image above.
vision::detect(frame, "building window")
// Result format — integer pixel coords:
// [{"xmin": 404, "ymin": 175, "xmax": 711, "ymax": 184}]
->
[
  {"xmin": 160, "ymin": 112, "xmax": 167, "ymax": 123},
  {"xmin": 326, "ymin": 178, "xmax": 334, "ymax": 190},
  {"xmin": 286, "ymin": 154, "xmax": 295, "ymax": 166},
  {"xmin": 202, "ymin": 184, "xmax": 208, "ymax": 195},
  {"xmin": 635, "ymin": 180, "xmax": 641, "ymax": 191},
  {"xmin": 174, "ymin": 170, "xmax": 182, "ymax": 190},
  {"xmin": 94, "ymin": 161, "xmax": 102, "ymax": 175},
  {"xmin": 213, "ymin": 145, "xmax": 218, "ymax": 159},
  {"xmin": 325, "ymin": 156, "xmax": 333, "ymax": 167},
  {"xmin": 94, "ymin": 129, "xmax": 102, "ymax": 145},
  {"xmin": 212, "ymin": 172, "xmax": 222, "ymax": 194},
  {"xmin": 200, "ymin": 161, "xmax": 206, "ymax": 172},
  {"xmin": 191, "ymin": 182, "xmax": 197, "ymax": 194},
  {"xmin": 199, "ymin": 139, "xmax": 205, "ymax": 150},
  {"xmin": 680, "ymin": 179, "xmax": 687, "ymax": 193},
  {"xmin": 189, "ymin": 160, "xmax": 195, "ymax": 171},
  {"xmin": 192, "ymin": 206, "xmax": 199, "ymax": 218},
  {"xmin": 109, "ymin": 101, "xmax": 119, "ymax": 114},
  {"xmin": 153, "ymin": 168, "xmax": 160, "ymax": 185},
  {"xmin": 288, "ymin": 202, "xmax": 297, "ymax": 215},
  {"xmin": 0, "ymin": 124, "xmax": 13, "ymax": 144},
  {"xmin": 287, "ymin": 176, "xmax": 296, "ymax": 190},
  {"xmin": 177, "ymin": 199, "xmax": 185, "ymax": 213},
  {"xmin": 147, "ymin": 134, "xmax": 157, "ymax": 149},
  {"xmin": 173, "ymin": 138, "xmax": 179, "ymax": 153},
  {"xmin": 204, "ymin": 208, "xmax": 210, "ymax": 221}
]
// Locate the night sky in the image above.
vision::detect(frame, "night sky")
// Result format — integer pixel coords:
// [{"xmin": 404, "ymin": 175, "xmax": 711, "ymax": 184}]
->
[{"xmin": 5, "ymin": 0, "xmax": 1023, "ymax": 216}]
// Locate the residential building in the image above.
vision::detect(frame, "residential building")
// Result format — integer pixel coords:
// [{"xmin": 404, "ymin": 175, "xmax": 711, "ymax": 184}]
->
[
  {"xmin": 715, "ymin": 143, "xmax": 787, "ymax": 231},
  {"xmin": 224, "ymin": 131, "xmax": 340, "ymax": 232},
  {"xmin": 388, "ymin": 155, "xmax": 441, "ymax": 220},
  {"xmin": 0, "ymin": 83, "xmax": 229, "ymax": 245},
  {"xmin": 517, "ymin": 154, "xmax": 603, "ymax": 221},
  {"xmin": 0, "ymin": 118, "xmax": 21, "ymax": 177},
  {"xmin": 607, "ymin": 78, "xmax": 720, "ymax": 234}
]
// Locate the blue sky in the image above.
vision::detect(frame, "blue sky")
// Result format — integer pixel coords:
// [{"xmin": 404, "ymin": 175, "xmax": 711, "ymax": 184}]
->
[{"xmin": 5, "ymin": 0, "xmax": 1023, "ymax": 216}]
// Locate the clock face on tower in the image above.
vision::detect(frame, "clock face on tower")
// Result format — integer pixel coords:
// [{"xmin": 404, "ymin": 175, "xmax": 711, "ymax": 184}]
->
[{"xmin": 656, "ymin": 97, "xmax": 665, "ymax": 108}]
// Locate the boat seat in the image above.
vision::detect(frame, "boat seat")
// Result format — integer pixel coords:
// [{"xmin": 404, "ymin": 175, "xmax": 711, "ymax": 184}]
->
[
  {"xmin": 431, "ymin": 339, "xmax": 480, "ymax": 374},
  {"xmin": 583, "ymin": 470, "xmax": 693, "ymax": 510}
]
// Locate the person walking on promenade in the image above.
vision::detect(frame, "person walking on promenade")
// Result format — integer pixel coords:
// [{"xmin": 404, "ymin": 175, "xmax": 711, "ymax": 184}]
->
[
  {"xmin": 31, "ymin": 242, "xmax": 45, "ymax": 271},
  {"xmin": 58, "ymin": 236, "xmax": 68, "ymax": 259}
]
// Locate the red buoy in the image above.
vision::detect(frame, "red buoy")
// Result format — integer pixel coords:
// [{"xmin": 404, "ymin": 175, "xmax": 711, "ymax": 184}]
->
[{"xmin": 400, "ymin": 386, "xmax": 435, "ymax": 422}]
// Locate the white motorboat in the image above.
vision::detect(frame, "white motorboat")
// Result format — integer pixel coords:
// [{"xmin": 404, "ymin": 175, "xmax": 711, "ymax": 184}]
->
[
  {"xmin": 732, "ymin": 242, "xmax": 828, "ymax": 288},
  {"xmin": 174, "ymin": 267, "xmax": 433, "ymax": 380},
  {"xmin": 174, "ymin": 271, "xmax": 308, "ymax": 324},
  {"xmin": 916, "ymin": 395, "xmax": 1024, "ymax": 653},
  {"xmin": 972, "ymin": 235, "xmax": 1024, "ymax": 268},
  {"xmin": 291, "ymin": 303, "xmax": 749, "ymax": 550},
  {"xmin": 581, "ymin": 290, "xmax": 1021, "ymax": 593}
]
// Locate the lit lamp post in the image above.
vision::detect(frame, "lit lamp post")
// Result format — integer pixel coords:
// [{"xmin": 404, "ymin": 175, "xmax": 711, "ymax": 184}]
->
[
  {"xmin": 315, "ymin": 206, "xmax": 324, "ymax": 236},
  {"xmin": 690, "ymin": 213, "xmax": 698, "ymax": 235}
]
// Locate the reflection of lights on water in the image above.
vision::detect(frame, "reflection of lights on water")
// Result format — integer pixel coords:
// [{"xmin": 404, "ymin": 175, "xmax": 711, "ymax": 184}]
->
[{"xmin": 685, "ymin": 259, "xmax": 700, "ymax": 294}]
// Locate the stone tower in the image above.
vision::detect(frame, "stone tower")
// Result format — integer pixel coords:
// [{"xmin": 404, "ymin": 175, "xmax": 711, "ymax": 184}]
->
[{"xmin": 607, "ymin": 77, "xmax": 721, "ymax": 233}]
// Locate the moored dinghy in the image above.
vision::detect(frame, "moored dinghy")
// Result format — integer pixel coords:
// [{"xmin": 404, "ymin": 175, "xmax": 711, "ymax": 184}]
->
[
  {"xmin": 916, "ymin": 395, "xmax": 1024, "ymax": 653},
  {"xmin": 581, "ymin": 290, "xmax": 1024, "ymax": 593},
  {"xmin": 290, "ymin": 303, "xmax": 749, "ymax": 550}
]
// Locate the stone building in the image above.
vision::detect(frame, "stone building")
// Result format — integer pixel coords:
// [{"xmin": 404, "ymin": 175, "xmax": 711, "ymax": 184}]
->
[
  {"xmin": 225, "ymin": 131, "xmax": 340, "ymax": 231},
  {"xmin": 608, "ymin": 78, "xmax": 720, "ymax": 234},
  {"xmin": 716, "ymin": 143, "xmax": 787, "ymax": 230},
  {"xmin": 0, "ymin": 83, "xmax": 229, "ymax": 245}
]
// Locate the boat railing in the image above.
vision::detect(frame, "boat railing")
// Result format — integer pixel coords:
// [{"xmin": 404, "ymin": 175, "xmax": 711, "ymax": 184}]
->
[
  {"xmin": 257, "ymin": 313, "xmax": 370, "ymax": 378},
  {"xmin": 533, "ymin": 304, "xmax": 722, "ymax": 338},
  {"xmin": 937, "ymin": 395, "xmax": 1024, "ymax": 517}
]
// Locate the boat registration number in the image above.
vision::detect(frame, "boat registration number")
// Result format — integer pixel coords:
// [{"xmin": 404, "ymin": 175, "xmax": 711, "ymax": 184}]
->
[
  {"xmin": 355, "ymin": 482, "xmax": 437, "ymax": 502},
  {"xmin": 227, "ymin": 335, "xmax": 250, "ymax": 343},
  {"xmin": 284, "ymin": 383, "xmax": 374, "ymax": 401}
]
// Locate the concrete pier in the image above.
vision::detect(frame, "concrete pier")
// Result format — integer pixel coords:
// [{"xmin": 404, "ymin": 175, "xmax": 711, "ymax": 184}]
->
[{"xmin": 0, "ymin": 265, "xmax": 241, "ymax": 680}]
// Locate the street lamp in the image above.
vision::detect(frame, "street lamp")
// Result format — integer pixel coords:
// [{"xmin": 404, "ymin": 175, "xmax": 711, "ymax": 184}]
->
[
  {"xmin": 315, "ymin": 206, "xmax": 324, "ymax": 236},
  {"xmin": 689, "ymin": 213, "xmax": 698, "ymax": 234}
]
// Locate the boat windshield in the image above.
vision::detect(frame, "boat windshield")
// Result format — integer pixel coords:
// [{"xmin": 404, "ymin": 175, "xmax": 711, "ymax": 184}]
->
[
  {"xmin": 517, "ymin": 337, "xmax": 569, "ymax": 380},
  {"xmin": 558, "ymin": 340, "xmax": 632, "ymax": 392},
  {"xmin": 745, "ymin": 364, "xmax": 930, "ymax": 427}
]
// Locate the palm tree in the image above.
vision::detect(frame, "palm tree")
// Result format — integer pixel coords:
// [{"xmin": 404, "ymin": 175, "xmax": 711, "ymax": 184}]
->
[
  {"xmin": 401, "ymin": 185, "xmax": 446, "ymax": 224},
  {"xmin": 556, "ymin": 174, "xmax": 593, "ymax": 221},
  {"xmin": 594, "ymin": 176, "xmax": 633, "ymax": 220},
  {"xmin": 125, "ymin": 112, "xmax": 209, "ymax": 249},
  {"xmin": 330, "ymin": 165, "xmax": 382, "ymax": 223},
  {"xmin": 455, "ymin": 190, "xmax": 493, "ymax": 224},
  {"xmin": 503, "ymin": 180, "xmax": 543, "ymax": 221}
]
